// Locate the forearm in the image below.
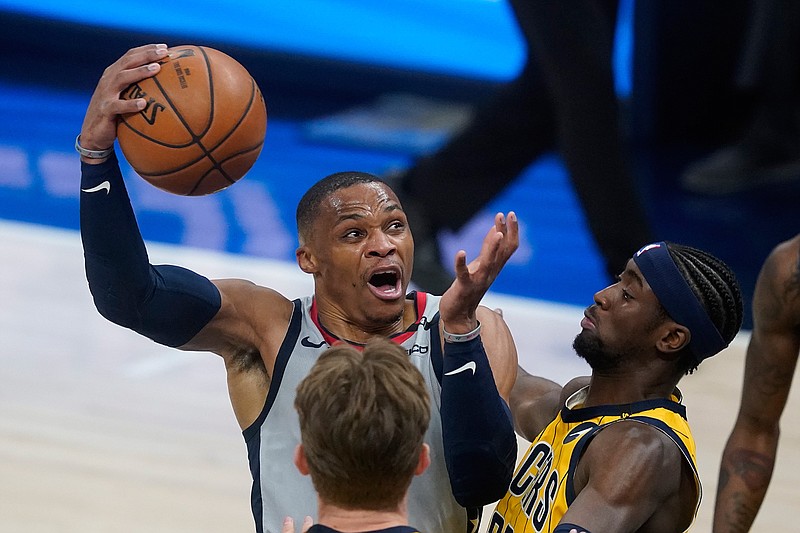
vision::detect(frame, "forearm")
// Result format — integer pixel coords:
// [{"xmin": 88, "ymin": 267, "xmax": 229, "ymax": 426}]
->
[
  {"xmin": 713, "ymin": 427, "xmax": 779, "ymax": 533},
  {"xmin": 440, "ymin": 336, "xmax": 517, "ymax": 507},
  {"xmin": 80, "ymin": 155, "xmax": 220, "ymax": 346}
]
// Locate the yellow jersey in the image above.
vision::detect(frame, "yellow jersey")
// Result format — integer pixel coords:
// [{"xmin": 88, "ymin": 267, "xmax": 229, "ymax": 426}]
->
[{"xmin": 490, "ymin": 386, "xmax": 701, "ymax": 533}]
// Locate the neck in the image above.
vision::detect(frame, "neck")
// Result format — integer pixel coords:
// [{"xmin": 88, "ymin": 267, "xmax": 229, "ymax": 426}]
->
[
  {"xmin": 583, "ymin": 371, "xmax": 681, "ymax": 407},
  {"xmin": 312, "ymin": 294, "xmax": 416, "ymax": 344},
  {"xmin": 317, "ymin": 498, "xmax": 409, "ymax": 532}
]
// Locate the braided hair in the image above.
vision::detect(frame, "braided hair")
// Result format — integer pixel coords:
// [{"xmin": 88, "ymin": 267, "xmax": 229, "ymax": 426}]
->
[{"xmin": 666, "ymin": 242, "xmax": 744, "ymax": 374}]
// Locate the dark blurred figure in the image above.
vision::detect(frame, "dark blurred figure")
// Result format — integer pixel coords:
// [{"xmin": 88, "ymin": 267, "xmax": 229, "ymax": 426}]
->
[
  {"xmin": 395, "ymin": 0, "xmax": 654, "ymax": 294},
  {"xmin": 682, "ymin": 0, "xmax": 800, "ymax": 195}
]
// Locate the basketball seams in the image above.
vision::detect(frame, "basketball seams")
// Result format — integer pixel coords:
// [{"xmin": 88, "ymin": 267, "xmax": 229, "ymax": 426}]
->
[
  {"xmin": 117, "ymin": 44, "xmax": 266, "ymax": 195},
  {"xmin": 118, "ymin": 116, "xmax": 196, "ymax": 149},
  {"xmin": 130, "ymin": 46, "xmax": 230, "ymax": 181},
  {"xmin": 186, "ymin": 78, "xmax": 265, "ymax": 193},
  {"xmin": 206, "ymin": 79, "xmax": 263, "ymax": 156},
  {"xmin": 151, "ymin": 47, "xmax": 214, "ymax": 145},
  {"xmin": 147, "ymin": 78, "xmax": 264, "ymax": 185}
]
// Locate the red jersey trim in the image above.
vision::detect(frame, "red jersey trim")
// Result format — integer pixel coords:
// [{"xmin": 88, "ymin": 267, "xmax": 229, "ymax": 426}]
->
[{"xmin": 309, "ymin": 291, "xmax": 428, "ymax": 349}]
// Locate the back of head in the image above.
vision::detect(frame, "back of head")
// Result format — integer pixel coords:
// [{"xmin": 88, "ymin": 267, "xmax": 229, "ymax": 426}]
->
[
  {"xmin": 295, "ymin": 171, "xmax": 384, "ymax": 244},
  {"xmin": 294, "ymin": 338, "xmax": 430, "ymax": 511},
  {"xmin": 634, "ymin": 241, "xmax": 744, "ymax": 374}
]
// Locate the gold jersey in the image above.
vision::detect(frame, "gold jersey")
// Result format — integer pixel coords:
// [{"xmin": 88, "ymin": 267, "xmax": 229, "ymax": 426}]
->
[{"xmin": 490, "ymin": 386, "xmax": 701, "ymax": 533}]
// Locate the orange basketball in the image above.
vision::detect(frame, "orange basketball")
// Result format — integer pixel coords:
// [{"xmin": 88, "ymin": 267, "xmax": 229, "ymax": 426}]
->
[{"xmin": 117, "ymin": 45, "xmax": 267, "ymax": 195}]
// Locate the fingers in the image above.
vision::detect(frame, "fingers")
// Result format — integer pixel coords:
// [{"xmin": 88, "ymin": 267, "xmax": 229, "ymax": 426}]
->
[
  {"xmin": 455, "ymin": 211, "xmax": 518, "ymax": 278},
  {"xmin": 505, "ymin": 211, "xmax": 519, "ymax": 252},
  {"xmin": 79, "ymin": 44, "xmax": 169, "ymax": 153},
  {"xmin": 112, "ymin": 44, "xmax": 168, "ymax": 94},
  {"xmin": 282, "ymin": 515, "xmax": 313, "ymax": 533},
  {"xmin": 118, "ymin": 43, "xmax": 169, "ymax": 70},
  {"xmin": 453, "ymin": 249, "xmax": 469, "ymax": 279},
  {"xmin": 494, "ymin": 212, "xmax": 519, "ymax": 255}
]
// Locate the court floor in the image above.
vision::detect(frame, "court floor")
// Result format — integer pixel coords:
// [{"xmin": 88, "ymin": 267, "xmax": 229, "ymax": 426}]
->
[{"xmin": 1, "ymin": 220, "xmax": 798, "ymax": 532}]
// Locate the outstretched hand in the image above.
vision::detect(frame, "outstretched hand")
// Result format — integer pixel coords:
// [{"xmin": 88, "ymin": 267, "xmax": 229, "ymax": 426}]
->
[
  {"xmin": 439, "ymin": 212, "xmax": 519, "ymax": 331},
  {"xmin": 78, "ymin": 44, "xmax": 168, "ymax": 157}
]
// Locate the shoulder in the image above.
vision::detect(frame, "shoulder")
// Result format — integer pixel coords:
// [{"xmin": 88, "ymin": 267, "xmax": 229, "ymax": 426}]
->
[
  {"xmin": 585, "ymin": 419, "xmax": 684, "ymax": 482},
  {"xmin": 762, "ymin": 234, "xmax": 800, "ymax": 288},
  {"xmin": 755, "ymin": 234, "xmax": 800, "ymax": 329},
  {"xmin": 214, "ymin": 278, "xmax": 294, "ymax": 309},
  {"xmin": 561, "ymin": 377, "xmax": 590, "ymax": 403},
  {"xmin": 205, "ymin": 278, "xmax": 295, "ymax": 342},
  {"xmin": 581, "ymin": 419, "xmax": 686, "ymax": 496},
  {"xmin": 566, "ymin": 419, "xmax": 697, "ymax": 531}
]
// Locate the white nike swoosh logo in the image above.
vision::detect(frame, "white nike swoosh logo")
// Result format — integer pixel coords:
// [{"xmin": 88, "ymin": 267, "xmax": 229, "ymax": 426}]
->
[
  {"xmin": 81, "ymin": 181, "xmax": 111, "ymax": 194},
  {"xmin": 445, "ymin": 361, "xmax": 476, "ymax": 376}
]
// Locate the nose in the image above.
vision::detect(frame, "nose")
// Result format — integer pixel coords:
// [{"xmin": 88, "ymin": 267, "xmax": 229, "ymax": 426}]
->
[
  {"xmin": 366, "ymin": 230, "xmax": 396, "ymax": 258},
  {"xmin": 593, "ymin": 284, "xmax": 613, "ymax": 309}
]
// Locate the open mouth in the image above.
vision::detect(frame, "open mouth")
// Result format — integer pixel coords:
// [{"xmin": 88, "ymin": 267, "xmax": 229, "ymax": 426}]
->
[{"xmin": 368, "ymin": 270, "xmax": 403, "ymax": 300}]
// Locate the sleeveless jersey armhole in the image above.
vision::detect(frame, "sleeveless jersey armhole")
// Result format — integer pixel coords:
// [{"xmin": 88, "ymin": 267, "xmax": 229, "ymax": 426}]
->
[{"xmin": 242, "ymin": 298, "xmax": 303, "ymax": 442}]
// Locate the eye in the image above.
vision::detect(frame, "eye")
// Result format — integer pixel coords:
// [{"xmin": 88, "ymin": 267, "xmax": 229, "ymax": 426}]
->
[
  {"xmin": 342, "ymin": 228, "xmax": 364, "ymax": 240},
  {"xmin": 622, "ymin": 288, "xmax": 632, "ymax": 300},
  {"xmin": 387, "ymin": 220, "xmax": 405, "ymax": 233}
]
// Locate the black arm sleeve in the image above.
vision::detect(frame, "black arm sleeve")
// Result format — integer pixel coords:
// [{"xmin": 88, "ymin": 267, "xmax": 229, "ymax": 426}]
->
[
  {"xmin": 440, "ymin": 337, "xmax": 517, "ymax": 507},
  {"xmin": 80, "ymin": 155, "xmax": 221, "ymax": 347}
]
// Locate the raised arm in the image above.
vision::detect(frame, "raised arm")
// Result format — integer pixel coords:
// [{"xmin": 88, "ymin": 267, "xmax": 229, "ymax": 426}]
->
[
  {"xmin": 79, "ymin": 44, "xmax": 292, "ymax": 359},
  {"xmin": 437, "ymin": 212, "xmax": 519, "ymax": 506},
  {"xmin": 714, "ymin": 236, "xmax": 800, "ymax": 533}
]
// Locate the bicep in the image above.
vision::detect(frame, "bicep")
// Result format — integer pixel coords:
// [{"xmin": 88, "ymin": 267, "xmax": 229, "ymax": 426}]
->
[
  {"xmin": 561, "ymin": 424, "xmax": 683, "ymax": 531},
  {"xmin": 181, "ymin": 278, "xmax": 293, "ymax": 360},
  {"xmin": 738, "ymin": 247, "xmax": 800, "ymax": 427}
]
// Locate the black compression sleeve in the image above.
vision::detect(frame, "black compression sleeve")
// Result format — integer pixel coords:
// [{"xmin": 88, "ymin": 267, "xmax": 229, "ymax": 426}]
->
[
  {"xmin": 553, "ymin": 523, "xmax": 590, "ymax": 533},
  {"xmin": 80, "ymin": 155, "xmax": 221, "ymax": 347},
  {"xmin": 440, "ymin": 337, "xmax": 516, "ymax": 507}
]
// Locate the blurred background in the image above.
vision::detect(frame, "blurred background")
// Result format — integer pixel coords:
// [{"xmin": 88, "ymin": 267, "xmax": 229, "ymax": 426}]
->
[
  {"xmin": 1, "ymin": 1, "xmax": 799, "ymax": 531},
  {"xmin": 1, "ymin": 0, "xmax": 797, "ymax": 327}
]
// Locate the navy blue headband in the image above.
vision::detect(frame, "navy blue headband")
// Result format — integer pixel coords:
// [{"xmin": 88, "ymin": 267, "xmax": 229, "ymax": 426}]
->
[{"xmin": 633, "ymin": 242, "xmax": 726, "ymax": 363}]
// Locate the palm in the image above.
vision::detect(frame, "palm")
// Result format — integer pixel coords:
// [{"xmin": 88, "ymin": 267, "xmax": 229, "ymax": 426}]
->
[{"xmin": 439, "ymin": 212, "xmax": 519, "ymax": 323}]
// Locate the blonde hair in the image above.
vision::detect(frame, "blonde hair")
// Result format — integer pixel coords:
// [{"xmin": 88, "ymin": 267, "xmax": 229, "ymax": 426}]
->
[{"xmin": 294, "ymin": 338, "xmax": 430, "ymax": 510}]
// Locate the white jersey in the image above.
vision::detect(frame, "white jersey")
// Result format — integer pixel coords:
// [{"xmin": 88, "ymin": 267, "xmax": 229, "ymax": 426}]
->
[{"xmin": 244, "ymin": 292, "xmax": 474, "ymax": 533}]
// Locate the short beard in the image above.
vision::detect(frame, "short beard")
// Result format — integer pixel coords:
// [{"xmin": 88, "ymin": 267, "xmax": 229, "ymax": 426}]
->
[{"xmin": 572, "ymin": 331, "xmax": 625, "ymax": 373}]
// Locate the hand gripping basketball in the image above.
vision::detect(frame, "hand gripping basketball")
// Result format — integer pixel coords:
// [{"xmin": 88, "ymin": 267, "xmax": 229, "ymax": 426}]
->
[{"xmin": 117, "ymin": 45, "xmax": 267, "ymax": 195}]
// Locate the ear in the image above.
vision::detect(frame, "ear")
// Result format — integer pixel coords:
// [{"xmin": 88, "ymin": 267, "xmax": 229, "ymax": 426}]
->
[
  {"xmin": 296, "ymin": 245, "xmax": 318, "ymax": 274},
  {"xmin": 293, "ymin": 444, "xmax": 310, "ymax": 476},
  {"xmin": 656, "ymin": 323, "xmax": 691, "ymax": 358},
  {"xmin": 414, "ymin": 443, "xmax": 431, "ymax": 476}
]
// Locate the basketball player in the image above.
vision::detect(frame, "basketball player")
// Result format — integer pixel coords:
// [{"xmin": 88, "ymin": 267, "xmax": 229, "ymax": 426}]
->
[
  {"xmin": 714, "ymin": 234, "xmax": 800, "ymax": 532},
  {"xmin": 490, "ymin": 242, "xmax": 743, "ymax": 533},
  {"xmin": 77, "ymin": 44, "xmax": 518, "ymax": 533},
  {"xmin": 284, "ymin": 339, "xmax": 431, "ymax": 533},
  {"xmin": 283, "ymin": 339, "xmax": 591, "ymax": 533}
]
